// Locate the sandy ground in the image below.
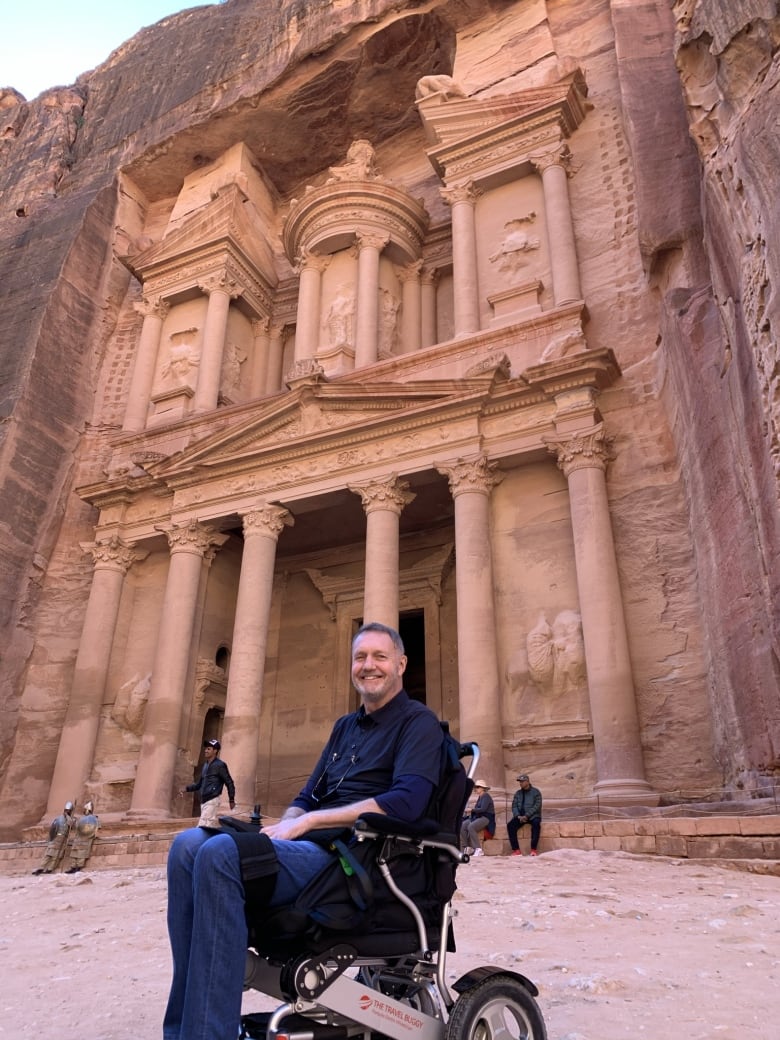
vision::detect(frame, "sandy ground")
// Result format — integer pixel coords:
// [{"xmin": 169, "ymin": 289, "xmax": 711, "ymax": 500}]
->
[{"xmin": 2, "ymin": 848, "xmax": 779, "ymax": 1040}]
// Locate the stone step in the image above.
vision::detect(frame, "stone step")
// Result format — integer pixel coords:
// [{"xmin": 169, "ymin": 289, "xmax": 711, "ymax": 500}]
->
[{"xmin": 3, "ymin": 814, "xmax": 780, "ymax": 876}]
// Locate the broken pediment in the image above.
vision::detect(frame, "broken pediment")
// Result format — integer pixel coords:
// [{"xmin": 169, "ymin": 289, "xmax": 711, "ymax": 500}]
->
[
  {"xmin": 417, "ymin": 69, "xmax": 589, "ymax": 184},
  {"xmin": 120, "ymin": 180, "xmax": 277, "ymax": 312}
]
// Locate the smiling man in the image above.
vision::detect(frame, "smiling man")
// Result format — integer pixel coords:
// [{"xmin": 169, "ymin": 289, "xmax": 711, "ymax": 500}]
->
[{"xmin": 164, "ymin": 621, "xmax": 445, "ymax": 1040}]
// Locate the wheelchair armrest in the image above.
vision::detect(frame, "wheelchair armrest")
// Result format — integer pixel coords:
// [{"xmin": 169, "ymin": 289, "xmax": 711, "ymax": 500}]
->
[{"xmin": 355, "ymin": 813, "xmax": 440, "ymax": 839}]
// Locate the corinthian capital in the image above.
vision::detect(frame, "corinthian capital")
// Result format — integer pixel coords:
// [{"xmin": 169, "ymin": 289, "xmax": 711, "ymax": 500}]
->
[
  {"xmin": 80, "ymin": 535, "xmax": 140, "ymax": 573},
  {"xmin": 395, "ymin": 259, "xmax": 424, "ymax": 283},
  {"xmin": 356, "ymin": 232, "xmax": 390, "ymax": 253},
  {"xmin": 241, "ymin": 504, "xmax": 295, "ymax": 540},
  {"xmin": 348, "ymin": 476, "xmax": 416, "ymax": 515},
  {"xmin": 544, "ymin": 423, "xmax": 614, "ymax": 476},
  {"xmin": 198, "ymin": 273, "xmax": 242, "ymax": 298},
  {"xmin": 294, "ymin": 250, "xmax": 332, "ymax": 276},
  {"xmin": 440, "ymin": 183, "xmax": 481, "ymax": 207},
  {"xmin": 435, "ymin": 455, "xmax": 503, "ymax": 497},
  {"xmin": 530, "ymin": 144, "xmax": 573, "ymax": 176},
  {"xmin": 133, "ymin": 296, "xmax": 170, "ymax": 321},
  {"xmin": 160, "ymin": 520, "xmax": 229, "ymax": 557}
]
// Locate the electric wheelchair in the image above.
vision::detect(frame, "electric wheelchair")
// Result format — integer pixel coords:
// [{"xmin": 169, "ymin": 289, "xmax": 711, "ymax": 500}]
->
[{"xmin": 238, "ymin": 735, "xmax": 547, "ymax": 1040}]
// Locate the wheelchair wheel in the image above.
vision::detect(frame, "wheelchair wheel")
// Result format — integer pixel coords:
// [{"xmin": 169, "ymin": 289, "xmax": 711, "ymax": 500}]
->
[{"xmin": 446, "ymin": 974, "xmax": 547, "ymax": 1040}]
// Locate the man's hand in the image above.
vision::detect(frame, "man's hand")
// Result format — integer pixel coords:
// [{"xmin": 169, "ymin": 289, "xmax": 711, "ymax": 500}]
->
[
  {"xmin": 263, "ymin": 797, "xmax": 383, "ymax": 841},
  {"xmin": 262, "ymin": 814, "xmax": 312, "ymax": 841}
]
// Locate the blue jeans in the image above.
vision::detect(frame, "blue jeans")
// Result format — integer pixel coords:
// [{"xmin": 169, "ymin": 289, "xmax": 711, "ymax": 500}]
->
[{"xmin": 163, "ymin": 827, "xmax": 332, "ymax": 1040}]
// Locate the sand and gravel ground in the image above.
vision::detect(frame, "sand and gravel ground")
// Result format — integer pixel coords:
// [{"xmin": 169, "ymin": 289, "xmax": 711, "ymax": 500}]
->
[{"xmin": 2, "ymin": 848, "xmax": 779, "ymax": 1040}]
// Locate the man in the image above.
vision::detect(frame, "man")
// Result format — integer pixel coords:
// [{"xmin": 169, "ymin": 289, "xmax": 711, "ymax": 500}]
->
[
  {"xmin": 32, "ymin": 801, "xmax": 74, "ymax": 875},
  {"xmin": 164, "ymin": 622, "xmax": 444, "ymax": 1040},
  {"xmin": 459, "ymin": 780, "xmax": 495, "ymax": 856},
  {"xmin": 64, "ymin": 799, "xmax": 100, "ymax": 874},
  {"xmin": 183, "ymin": 738, "xmax": 236, "ymax": 829},
  {"xmin": 507, "ymin": 773, "xmax": 543, "ymax": 856}
]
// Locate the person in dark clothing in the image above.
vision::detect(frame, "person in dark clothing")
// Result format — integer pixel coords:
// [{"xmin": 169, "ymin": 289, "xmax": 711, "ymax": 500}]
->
[
  {"xmin": 184, "ymin": 739, "xmax": 236, "ymax": 829},
  {"xmin": 507, "ymin": 773, "xmax": 542, "ymax": 856},
  {"xmin": 164, "ymin": 622, "xmax": 445, "ymax": 1040}
]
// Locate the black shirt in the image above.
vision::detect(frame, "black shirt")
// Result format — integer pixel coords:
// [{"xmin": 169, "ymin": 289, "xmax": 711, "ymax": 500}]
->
[{"xmin": 291, "ymin": 690, "xmax": 443, "ymax": 821}]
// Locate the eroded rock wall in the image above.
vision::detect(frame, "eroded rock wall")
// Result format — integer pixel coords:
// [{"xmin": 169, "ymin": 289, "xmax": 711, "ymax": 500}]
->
[{"xmin": 664, "ymin": 0, "xmax": 780, "ymax": 786}]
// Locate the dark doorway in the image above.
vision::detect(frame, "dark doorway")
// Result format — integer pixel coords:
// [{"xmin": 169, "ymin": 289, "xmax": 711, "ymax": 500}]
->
[{"xmin": 399, "ymin": 610, "xmax": 426, "ymax": 704}]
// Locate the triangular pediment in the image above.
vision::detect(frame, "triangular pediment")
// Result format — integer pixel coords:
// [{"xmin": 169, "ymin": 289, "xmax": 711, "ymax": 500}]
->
[{"xmin": 150, "ymin": 370, "xmax": 511, "ymax": 483}]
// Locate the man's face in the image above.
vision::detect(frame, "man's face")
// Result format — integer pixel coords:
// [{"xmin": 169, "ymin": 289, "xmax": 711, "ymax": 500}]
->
[
  {"xmin": 520, "ymin": 779, "xmax": 531, "ymax": 791},
  {"xmin": 351, "ymin": 630, "xmax": 407, "ymax": 711},
  {"xmin": 204, "ymin": 746, "xmax": 217, "ymax": 762}
]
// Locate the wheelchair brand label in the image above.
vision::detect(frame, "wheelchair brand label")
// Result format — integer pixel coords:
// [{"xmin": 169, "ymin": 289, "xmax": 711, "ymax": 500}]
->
[
  {"xmin": 356, "ymin": 994, "xmax": 425, "ymax": 1031},
  {"xmin": 325, "ymin": 972, "xmax": 444, "ymax": 1040}
]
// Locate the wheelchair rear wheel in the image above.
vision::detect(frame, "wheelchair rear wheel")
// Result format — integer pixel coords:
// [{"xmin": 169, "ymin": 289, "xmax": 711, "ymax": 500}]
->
[{"xmin": 446, "ymin": 974, "xmax": 547, "ymax": 1040}]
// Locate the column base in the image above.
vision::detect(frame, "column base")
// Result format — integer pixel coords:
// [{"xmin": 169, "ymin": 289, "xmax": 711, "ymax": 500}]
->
[
  {"xmin": 592, "ymin": 778, "xmax": 659, "ymax": 807},
  {"xmin": 122, "ymin": 808, "xmax": 174, "ymax": 823}
]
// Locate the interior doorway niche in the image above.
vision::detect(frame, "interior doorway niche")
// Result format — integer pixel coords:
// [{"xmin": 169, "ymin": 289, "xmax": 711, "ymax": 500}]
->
[{"xmin": 399, "ymin": 609, "xmax": 426, "ymax": 704}]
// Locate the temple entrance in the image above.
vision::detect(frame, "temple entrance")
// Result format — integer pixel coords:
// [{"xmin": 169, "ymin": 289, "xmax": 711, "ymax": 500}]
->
[
  {"xmin": 349, "ymin": 610, "xmax": 427, "ymax": 706},
  {"xmin": 399, "ymin": 609, "xmax": 426, "ymax": 704}
]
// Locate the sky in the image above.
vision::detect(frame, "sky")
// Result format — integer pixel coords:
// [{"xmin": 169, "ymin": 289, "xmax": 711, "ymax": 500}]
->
[{"xmin": 1, "ymin": 1, "xmax": 218, "ymax": 101}]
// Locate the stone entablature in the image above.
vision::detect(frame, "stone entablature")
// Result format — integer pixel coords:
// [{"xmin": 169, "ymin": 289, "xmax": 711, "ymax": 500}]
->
[{"xmin": 77, "ymin": 348, "xmax": 620, "ymax": 542}]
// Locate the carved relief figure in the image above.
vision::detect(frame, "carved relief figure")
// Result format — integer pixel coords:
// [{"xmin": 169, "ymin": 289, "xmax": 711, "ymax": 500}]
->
[
  {"xmin": 378, "ymin": 288, "xmax": 400, "ymax": 355},
  {"xmin": 111, "ymin": 673, "xmax": 151, "ymax": 736},
  {"xmin": 162, "ymin": 328, "xmax": 200, "ymax": 385},
  {"xmin": 325, "ymin": 287, "xmax": 356, "ymax": 350},
  {"xmin": 327, "ymin": 139, "xmax": 379, "ymax": 182},
  {"xmin": 221, "ymin": 339, "xmax": 246, "ymax": 395},
  {"xmin": 526, "ymin": 610, "xmax": 586, "ymax": 696},
  {"xmin": 489, "ymin": 216, "xmax": 541, "ymax": 279}
]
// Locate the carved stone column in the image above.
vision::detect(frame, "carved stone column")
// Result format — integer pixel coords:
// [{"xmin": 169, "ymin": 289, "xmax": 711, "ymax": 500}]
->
[
  {"xmin": 46, "ymin": 537, "xmax": 141, "ymax": 815},
  {"xmin": 436, "ymin": 456, "xmax": 504, "ymax": 785},
  {"xmin": 532, "ymin": 148, "xmax": 581, "ymax": 307},
  {"xmin": 398, "ymin": 260, "xmax": 423, "ymax": 353},
  {"xmin": 294, "ymin": 251, "xmax": 330, "ymax": 363},
  {"xmin": 123, "ymin": 297, "xmax": 170, "ymax": 432},
  {"xmin": 266, "ymin": 324, "xmax": 286, "ymax": 395},
  {"xmin": 354, "ymin": 232, "xmax": 388, "ymax": 369},
  {"xmin": 546, "ymin": 425, "xmax": 652, "ymax": 800},
  {"xmin": 441, "ymin": 183, "xmax": 481, "ymax": 337},
  {"xmin": 349, "ymin": 477, "xmax": 416, "ymax": 629},
  {"xmin": 221, "ymin": 504, "xmax": 293, "ymax": 809},
  {"xmin": 193, "ymin": 275, "xmax": 241, "ymax": 413},
  {"xmin": 128, "ymin": 521, "xmax": 228, "ymax": 818},
  {"xmin": 420, "ymin": 267, "xmax": 439, "ymax": 349},
  {"xmin": 250, "ymin": 317, "xmax": 270, "ymax": 399}
]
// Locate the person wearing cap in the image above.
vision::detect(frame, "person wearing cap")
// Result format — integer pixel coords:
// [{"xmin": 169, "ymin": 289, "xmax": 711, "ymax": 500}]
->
[
  {"xmin": 459, "ymin": 779, "xmax": 495, "ymax": 856},
  {"xmin": 507, "ymin": 773, "xmax": 542, "ymax": 856},
  {"xmin": 183, "ymin": 739, "xmax": 236, "ymax": 829}
]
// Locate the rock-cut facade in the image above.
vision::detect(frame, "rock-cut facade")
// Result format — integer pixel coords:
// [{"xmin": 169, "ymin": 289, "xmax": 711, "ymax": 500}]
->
[{"xmin": 0, "ymin": 0, "xmax": 777, "ymax": 836}]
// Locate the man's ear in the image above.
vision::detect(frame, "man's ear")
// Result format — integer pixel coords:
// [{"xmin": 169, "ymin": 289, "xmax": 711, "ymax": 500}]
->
[{"xmin": 398, "ymin": 654, "xmax": 407, "ymax": 675}]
